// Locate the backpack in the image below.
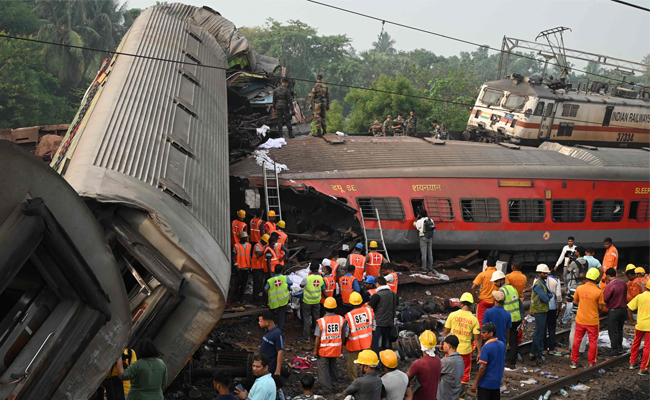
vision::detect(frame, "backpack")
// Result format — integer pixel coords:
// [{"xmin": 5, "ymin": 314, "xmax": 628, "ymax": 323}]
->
[{"xmin": 423, "ymin": 218, "xmax": 435, "ymax": 239}]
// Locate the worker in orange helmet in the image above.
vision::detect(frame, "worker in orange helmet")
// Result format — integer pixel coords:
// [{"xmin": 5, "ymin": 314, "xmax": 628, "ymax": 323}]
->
[{"xmin": 232, "ymin": 209, "xmax": 247, "ymax": 245}]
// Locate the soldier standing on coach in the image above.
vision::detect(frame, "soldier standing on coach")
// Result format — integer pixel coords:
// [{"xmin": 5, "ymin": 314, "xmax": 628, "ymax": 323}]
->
[
  {"xmin": 309, "ymin": 75, "xmax": 329, "ymax": 136},
  {"xmin": 392, "ymin": 114, "xmax": 405, "ymax": 136},
  {"xmin": 369, "ymin": 118, "xmax": 383, "ymax": 136},
  {"xmin": 273, "ymin": 78, "xmax": 294, "ymax": 139},
  {"xmin": 383, "ymin": 115, "xmax": 393, "ymax": 137},
  {"xmin": 406, "ymin": 110, "xmax": 418, "ymax": 136}
]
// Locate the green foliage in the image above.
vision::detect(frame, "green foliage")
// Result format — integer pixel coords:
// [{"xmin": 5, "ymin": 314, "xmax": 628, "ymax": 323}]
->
[
  {"xmin": 326, "ymin": 100, "xmax": 345, "ymax": 133},
  {"xmin": 425, "ymin": 62, "xmax": 478, "ymax": 130},
  {"xmin": 0, "ymin": 1, "xmax": 41, "ymax": 35}
]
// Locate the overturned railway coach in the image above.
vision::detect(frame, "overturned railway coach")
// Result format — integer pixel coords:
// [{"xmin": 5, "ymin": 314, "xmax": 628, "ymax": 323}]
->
[{"xmin": 231, "ymin": 136, "xmax": 650, "ymax": 263}]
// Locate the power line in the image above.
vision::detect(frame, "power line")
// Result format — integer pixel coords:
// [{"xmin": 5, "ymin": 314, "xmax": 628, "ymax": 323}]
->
[
  {"xmin": 0, "ymin": 34, "xmax": 643, "ymax": 130},
  {"xmin": 305, "ymin": 0, "xmax": 647, "ymax": 86},
  {"xmin": 611, "ymin": 0, "xmax": 650, "ymax": 12}
]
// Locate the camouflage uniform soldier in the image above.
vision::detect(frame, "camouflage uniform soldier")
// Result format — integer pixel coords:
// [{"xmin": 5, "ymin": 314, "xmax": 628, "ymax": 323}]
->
[
  {"xmin": 392, "ymin": 114, "xmax": 405, "ymax": 136},
  {"xmin": 309, "ymin": 75, "xmax": 329, "ymax": 136},
  {"xmin": 369, "ymin": 119, "xmax": 383, "ymax": 136},
  {"xmin": 382, "ymin": 115, "xmax": 393, "ymax": 137},
  {"xmin": 406, "ymin": 110, "xmax": 418, "ymax": 136},
  {"xmin": 273, "ymin": 78, "xmax": 294, "ymax": 139},
  {"xmin": 432, "ymin": 119, "xmax": 442, "ymax": 138}
]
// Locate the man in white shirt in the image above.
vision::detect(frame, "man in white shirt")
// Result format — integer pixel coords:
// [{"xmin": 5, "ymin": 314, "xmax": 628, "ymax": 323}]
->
[
  {"xmin": 413, "ymin": 208, "xmax": 435, "ymax": 272},
  {"xmin": 554, "ymin": 236, "xmax": 576, "ymax": 281}
]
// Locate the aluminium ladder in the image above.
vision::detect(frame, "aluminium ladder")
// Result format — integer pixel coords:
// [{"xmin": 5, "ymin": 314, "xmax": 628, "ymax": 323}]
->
[
  {"xmin": 263, "ymin": 162, "xmax": 282, "ymax": 221},
  {"xmin": 360, "ymin": 208, "xmax": 390, "ymax": 262}
]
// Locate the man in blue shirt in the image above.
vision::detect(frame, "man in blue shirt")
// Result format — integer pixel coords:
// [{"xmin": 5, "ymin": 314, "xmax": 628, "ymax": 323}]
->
[
  {"xmin": 235, "ymin": 355, "xmax": 276, "ymax": 400},
  {"xmin": 583, "ymin": 247, "xmax": 602, "ymax": 271},
  {"xmin": 482, "ymin": 290, "xmax": 511, "ymax": 344},
  {"xmin": 212, "ymin": 370, "xmax": 239, "ymax": 400},
  {"xmin": 470, "ymin": 322, "xmax": 505, "ymax": 400},
  {"xmin": 258, "ymin": 311, "xmax": 284, "ymax": 376}
]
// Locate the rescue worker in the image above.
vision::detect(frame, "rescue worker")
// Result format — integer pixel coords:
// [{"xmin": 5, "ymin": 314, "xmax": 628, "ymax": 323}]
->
[
  {"xmin": 362, "ymin": 276, "xmax": 377, "ymax": 303},
  {"xmin": 392, "ymin": 114, "xmax": 405, "ymax": 136},
  {"xmin": 505, "ymin": 261, "xmax": 527, "ymax": 345},
  {"xmin": 380, "ymin": 350, "xmax": 411, "ymax": 400},
  {"xmin": 313, "ymin": 297, "xmax": 343, "ymax": 394},
  {"xmin": 601, "ymin": 237, "xmax": 618, "ymax": 291},
  {"xmin": 471, "ymin": 255, "xmax": 498, "ymax": 326},
  {"xmin": 339, "ymin": 264, "xmax": 361, "ymax": 314},
  {"xmin": 571, "ymin": 268, "xmax": 604, "ymax": 368},
  {"xmin": 492, "ymin": 270, "xmax": 524, "ymax": 367},
  {"xmin": 366, "ymin": 241, "xmax": 385, "ymax": 278},
  {"xmin": 264, "ymin": 211, "xmax": 277, "ymax": 235},
  {"xmin": 382, "ymin": 115, "xmax": 393, "ymax": 137},
  {"xmin": 264, "ymin": 264, "xmax": 292, "ymax": 331},
  {"xmin": 232, "ymin": 210, "xmax": 247, "ymax": 245},
  {"xmin": 602, "ymin": 268, "xmax": 627, "ymax": 356},
  {"xmin": 348, "ymin": 243, "xmax": 366, "ymax": 282},
  {"xmin": 368, "ymin": 276, "xmax": 398, "ymax": 353},
  {"xmin": 481, "ymin": 290, "xmax": 511, "ymax": 344},
  {"xmin": 381, "ymin": 264, "xmax": 399, "ymax": 294},
  {"xmin": 320, "ymin": 263, "xmax": 338, "ymax": 317},
  {"xmin": 627, "ymin": 264, "xmax": 644, "ymax": 302},
  {"xmin": 252, "ymin": 234, "xmax": 270, "ymax": 305},
  {"xmin": 405, "ymin": 110, "xmax": 418, "ymax": 136},
  {"xmin": 264, "ymin": 232, "xmax": 280, "ymax": 276},
  {"xmin": 369, "ymin": 118, "xmax": 383, "ymax": 136},
  {"xmin": 637, "ymin": 267, "xmax": 649, "ymax": 288},
  {"xmin": 323, "ymin": 258, "xmax": 340, "ymax": 282},
  {"xmin": 274, "ymin": 221, "xmax": 289, "ymax": 270},
  {"xmin": 98, "ymin": 348, "xmax": 137, "ymax": 400},
  {"xmin": 442, "ymin": 292, "xmax": 480, "ymax": 398},
  {"xmin": 344, "ymin": 350, "xmax": 386, "ymax": 399},
  {"xmin": 628, "ymin": 279, "xmax": 650, "ymax": 375},
  {"xmin": 530, "ymin": 264, "xmax": 554, "ymax": 365},
  {"xmin": 273, "ymin": 77, "xmax": 294, "ymax": 139},
  {"xmin": 343, "ymin": 292, "xmax": 376, "ymax": 381},
  {"xmin": 406, "ymin": 331, "xmax": 441, "ymax": 400},
  {"xmin": 233, "ymin": 231, "xmax": 252, "ymax": 303},
  {"xmin": 250, "ymin": 210, "xmax": 264, "ymax": 245},
  {"xmin": 309, "ymin": 75, "xmax": 329, "ymax": 136},
  {"xmin": 299, "ymin": 263, "xmax": 325, "ymax": 342}
]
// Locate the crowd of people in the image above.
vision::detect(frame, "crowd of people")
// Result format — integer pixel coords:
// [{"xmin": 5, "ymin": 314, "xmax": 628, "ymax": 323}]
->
[{"xmin": 367, "ymin": 114, "xmax": 448, "ymax": 139}]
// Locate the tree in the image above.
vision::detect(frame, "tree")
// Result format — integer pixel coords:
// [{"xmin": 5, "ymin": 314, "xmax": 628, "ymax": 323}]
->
[
  {"xmin": 0, "ymin": 1, "xmax": 41, "ymax": 35},
  {"xmin": 326, "ymin": 100, "xmax": 345, "ymax": 133},
  {"xmin": 426, "ymin": 62, "xmax": 477, "ymax": 130},
  {"xmin": 372, "ymin": 32, "xmax": 396, "ymax": 55}
]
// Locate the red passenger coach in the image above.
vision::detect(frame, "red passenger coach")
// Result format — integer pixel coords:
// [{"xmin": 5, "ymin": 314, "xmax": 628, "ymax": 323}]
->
[{"xmin": 231, "ymin": 135, "xmax": 650, "ymax": 260}]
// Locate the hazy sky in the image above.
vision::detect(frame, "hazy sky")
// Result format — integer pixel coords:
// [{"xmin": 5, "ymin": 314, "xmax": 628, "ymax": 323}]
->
[{"xmin": 129, "ymin": 0, "xmax": 650, "ymax": 68}]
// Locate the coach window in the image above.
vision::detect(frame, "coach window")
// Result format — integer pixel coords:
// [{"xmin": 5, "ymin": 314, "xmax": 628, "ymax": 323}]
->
[
  {"xmin": 533, "ymin": 102, "xmax": 545, "ymax": 116},
  {"xmin": 561, "ymin": 104, "xmax": 579, "ymax": 117},
  {"xmin": 545, "ymin": 103, "xmax": 554, "ymax": 117},
  {"xmin": 551, "ymin": 199, "xmax": 586, "ymax": 222},
  {"xmin": 481, "ymin": 89, "xmax": 503, "ymax": 106},
  {"xmin": 508, "ymin": 199, "xmax": 545, "ymax": 222},
  {"xmin": 424, "ymin": 197, "xmax": 455, "ymax": 222},
  {"xmin": 557, "ymin": 122, "xmax": 574, "ymax": 137},
  {"xmin": 591, "ymin": 200, "xmax": 625, "ymax": 222},
  {"xmin": 629, "ymin": 199, "xmax": 649, "ymax": 222},
  {"xmin": 602, "ymin": 106, "xmax": 614, "ymax": 127},
  {"xmin": 357, "ymin": 197, "xmax": 405, "ymax": 221},
  {"xmin": 460, "ymin": 198, "xmax": 501, "ymax": 223},
  {"xmin": 504, "ymin": 94, "xmax": 527, "ymax": 110}
]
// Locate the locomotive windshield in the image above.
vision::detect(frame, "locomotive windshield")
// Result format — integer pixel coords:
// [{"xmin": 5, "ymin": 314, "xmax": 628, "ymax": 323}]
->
[
  {"xmin": 504, "ymin": 94, "xmax": 527, "ymax": 110},
  {"xmin": 481, "ymin": 88, "xmax": 503, "ymax": 106}
]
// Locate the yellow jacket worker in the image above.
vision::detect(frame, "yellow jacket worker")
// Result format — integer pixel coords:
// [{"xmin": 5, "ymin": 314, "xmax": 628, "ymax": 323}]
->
[{"xmin": 105, "ymin": 348, "xmax": 137, "ymax": 397}]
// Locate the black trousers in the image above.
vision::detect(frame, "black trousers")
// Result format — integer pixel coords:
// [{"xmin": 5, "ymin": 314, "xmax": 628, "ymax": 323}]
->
[
  {"xmin": 371, "ymin": 326, "xmax": 392, "ymax": 353},
  {"xmin": 507, "ymin": 320, "xmax": 521, "ymax": 364},
  {"xmin": 544, "ymin": 309, "xmax": 558, "ymax": 351},
  {"xmin": 478, "ymin": 387, "xmax": 500, "ymax": 400},
  {"xmin": 235, "ymin": 269, "xmax": 250, "ymax": 302},
  {"xmin": 271, "ymin": 304, "xmax": 287, "ymax": 331},
  {"xmin": 276, "ymin": 108, "xmax": 293, "ymax": 138},
  {"xmin": 607, "ymin": 308, "xmax": 627, "ymax": 352},
  {"xmin": 252, "ymin": 270, "xmax": 265, "ymax": 304}
]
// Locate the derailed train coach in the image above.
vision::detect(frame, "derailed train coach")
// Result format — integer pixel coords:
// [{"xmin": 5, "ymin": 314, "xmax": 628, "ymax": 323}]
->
[{"xmin": 1, "ymin": 4, "xmax": 235, "ymax": 398}]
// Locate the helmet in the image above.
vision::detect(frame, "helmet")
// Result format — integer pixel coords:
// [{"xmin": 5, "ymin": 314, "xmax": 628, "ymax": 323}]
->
[
  {"xmin": 626, "ymin": 264, "xmax": 637, "ymax": 272},
  {"xmin": 355, "ymin": 243, "xmax": 364, "ymax": 250},
  {"xmin": 238, "ymin": 231, "xmax": 248, "ymax": 238},
  {"xmin": 460, "ymin": 292, "xmax": 474, "ymax": 304},
  {"xmin": 354, "ymin": 350, "xmax": 379, "ymax": 366},
  {"xmin": 586, "ymin": 268, "xmax": 600, "ymax": 281},
  {"xmin": 490, "ymin": 271, "xmax": 506, "ymax": 282},
  {"xmin": 261, "ymin": 234, "xmax": 270, "ymax": 242},
  {"xmin": 349, "ymin": 292, "xmax": 363, "ymax": 305},
  {"xmin": 321, "ymin": 258, "xmax": 331, "ymax": 267},
  {"xmin": 364, "ymin": 276, "xmax": 376, "ymax": 285},
  {"xmin": 323, "ymin": 297, "xmax": 337, "ymax": 309},
  {"xmin": 536, "ymin": 264, "xmax": 551, "ymax": 273},
  {"xmin": 635, "ymin": 267, "xmax": 646, "ymax": 274},
  {"xmin": 419, "ymin": 330, "xmax": 437, "ymax": 348},
  {"xmin": 379, "ymin": 350, "xmax": 398, "ymax": 369},
  {"xmin": 277, "ymin": 220, "xmax": 286, "ymax": 229},
  {"xmin": 369, "ymin": 241, "xmax": 378, "ymax": 248},
  {"xmin": 237, "ymin": 210, "xmax": 246, "ymax": 218},
  {"xmin": 268, "ymin": 210, "xmax": 276, "ymax": 217}
]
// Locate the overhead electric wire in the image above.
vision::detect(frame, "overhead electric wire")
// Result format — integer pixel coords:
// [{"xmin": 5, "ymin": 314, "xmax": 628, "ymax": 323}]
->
[
  {"xmin": 611, "ymin": 0, "xmax": 650, "ymax": 12},
  {"xmin": 305, "ymin": 0, "xmax": 648, "ymax": 87},
  {"xmin": 0, "ymin": 34, "xmax": 644, "ymax": 130}
]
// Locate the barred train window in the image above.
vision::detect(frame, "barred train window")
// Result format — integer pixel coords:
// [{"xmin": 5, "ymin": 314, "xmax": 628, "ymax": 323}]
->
[
  {"xmin": 460, "ymin": 198, "xmax": 501, "ymax": 223},
  {"xmin": 551, "ymin": 199, "xmax": 586, "ymax": 222},
  {"xmin": 508, "ymin": 199, "xmax": 545, "ymax": 222},
  {"xmin": 424, "ymin": 197, "xmax": 454, "ymax": 222},
  {"xmin": 629, "ymin": 199, "xmax": 650, "ymax": 222},
  {"xmin": 357, "ymin": 197, "xmax": 405, "ymax": 221},
  {"xmin": 591, "ymin": 200, "xmax": 624, "ymax": 222},
  {"xmin": 561, "ymin": 104, "xmax": 579, "ymax": 117}
]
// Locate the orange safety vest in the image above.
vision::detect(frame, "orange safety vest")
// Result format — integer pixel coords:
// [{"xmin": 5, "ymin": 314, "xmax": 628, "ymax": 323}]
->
[
  {"xmin": 387, "ymin": 272, "xmax": 398, "ymax": 293},
  {"xmin": 264, "ymin": 221, "xmax": 277, "ymax": 235},
  {"xmin": 349, "ymin": 253, "xmax": 366, "ymax": 282},
  {"xmin": 263, "ymin": 245, "xmax": 279, "ymax": 274},
  {"xmin": 321, "ymin": 276, "xmax": 337, "ymax": 304},
  {"xmin": 232, "ymin": 220, "xmax": 247, "ymax": 245},
  {"xmin": 273, "ymin": 242, "xmax": 285, "ymax": 266},
  {"xmin": 367, "ymin": 252, "xmax": 383, "ymax": 278},
  {"xmin": 330, "ymin": 260, "xmax": 340, "ymax": 278},
  {"xmin": 234, "ymin": 243, "xmax": 251, "ymax": 270},
  {"xmin": 603, "ymin": 245, "xmax": 618, "ymax": 270},
  {"xmin": 345, "ymin": 306, "xmax": 375, "ymax": 351},
  {"xmin": 364, "ymin": 288, "xmax": 377, "ymax": 305},
  {"xmin": 317, "ymin": 315, "xmax": 344, "ymax": 357},
  {"xmin": 277, "ymin": 230, "xmax": 288, "ymax": 247},
  {"xmin": 339, "ymin": 275, "xmax": 356, "ymax": 304},
  {"xmin": 250, "ymin": 218, "xmax": 263, "ymax": 242},
  {"xmin": 252, "ymin": 242, "xmax": 266, "ymax": 270}
]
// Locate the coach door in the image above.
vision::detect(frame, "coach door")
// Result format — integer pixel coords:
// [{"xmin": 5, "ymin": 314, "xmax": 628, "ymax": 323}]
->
[{"xmin": 538, "ymin": 101, "xmax": 556, "ymax": 141}]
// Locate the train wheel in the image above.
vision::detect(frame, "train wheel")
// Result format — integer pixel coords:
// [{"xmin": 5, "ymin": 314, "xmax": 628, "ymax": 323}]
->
[{"xmin": 461, "ymin": 131, "xmax": 471, "ymax": 141}]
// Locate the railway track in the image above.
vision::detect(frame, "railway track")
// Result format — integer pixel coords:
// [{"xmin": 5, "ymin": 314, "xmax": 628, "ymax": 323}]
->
[{"xmin": 517, "ymin": 316, "xmax": 608, "ymax": 354}]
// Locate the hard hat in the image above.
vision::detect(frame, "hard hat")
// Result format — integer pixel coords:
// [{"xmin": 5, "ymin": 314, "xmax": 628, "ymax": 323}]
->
[
  {"xmin": 355, "ymin": 243, "xmax": 364, "ymax": 250},
  {"xmin": 237, "ymin": 210, "xmax": 246, "ymax": 218},
  {"xmin": 419, "ymin": 330, "xmax": 437, "ymax": 348},
  {"xmin": 342, "ymin": 244, "xmax": 350, "ymax": 251},
  {"xmin": 238, "ymin": 231, "xmax": 248, "ymax": 238},
  {"xmin": 323, "ymin": 297, "xmax": 337, "ymax": 309},
  {"xmin": 349, "ymin": 292, "xmax": 363, "ymax": 305},
  {"xmin": 277, "ymin": 220, "xmax": 286, "ymax": 229},
  {"xmin": 379, "ymin": 350, "xmax": 398, "ymax": 369},
  {"xmin": 261, "ymin": 234, "xmax": 270, "ymax": 242},
  {"xmin": 364, "ymin": 276, "xmax": 376, "ymax": 284},
  {"xmin": 490, "ymin": 271, "xmax": 506, "ymax": 282},
  {"xmin": 369, "ymin": 241, "xmax": 378, "ymax": 248},
  {"xmin": 536, "ymin": 264, "xmax": 551, "ymax": 273},
  {"xmin": 586, "ymin": 268, "xmax": 600, "ymax": 281},
  {"xmin": 460, "ymin": 292, "xmax": 474, "ymax": 304},
  {"xmin": 354, "ymin": 350, "xmax": 379, "ymax": 366},
  {"xmin": 635, "ymin": 267, "xmax": 646, "ymax": 274},
  {"xmin": 268, "ymin": 210, "xmax": 276, "ymax": 217},
  {"xmin": 626, "ymin": 264, "xmax": 637, "ymax": 272},
  {"xmin": 321, "ymin": 258, "xmax": 331, "ymax": 267}
]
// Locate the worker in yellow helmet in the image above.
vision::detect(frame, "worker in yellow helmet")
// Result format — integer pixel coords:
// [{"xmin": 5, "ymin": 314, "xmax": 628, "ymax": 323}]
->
[
  {"xmin": 251, "ymin": 233, "xmax": 270, "ymax": 305},
  {"xmin": 637, "ymin": 267, "xmax": 649, "ymax": 289},
  {"xmin": 406, "ymin": 330, "xmax": 441, "ymax": 400},
  {"xmin": 264, "ymin": 210, "xmax": 277, "ymax": 234},
  {"xmin": 314, "ymin": 297, "xmax": 343, "ymax": 394},
  {"xmin": 627, "ymin": 264, "xmax": 644, "ymax": 302},
  {"xmin": 628, "ymin": 279, "xmax": 650, "ymax": 375},
  {"xmin": 343, "ymin": 292, "xmax": 375, "ymax": 381},
  {"xmin": 571, "ymin": 268, "xmax": 604, "ymax": 368},
  {"xmin": 366, "ymin": 241, "xmax": 386, "ymax": 278},
  {"xmin": 344, "ymin": 350, "xmax": 384, "ymax": 399},
  {"xmin": 380, "ymin": 349, "xmax": 412, "ymax": 400}
]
